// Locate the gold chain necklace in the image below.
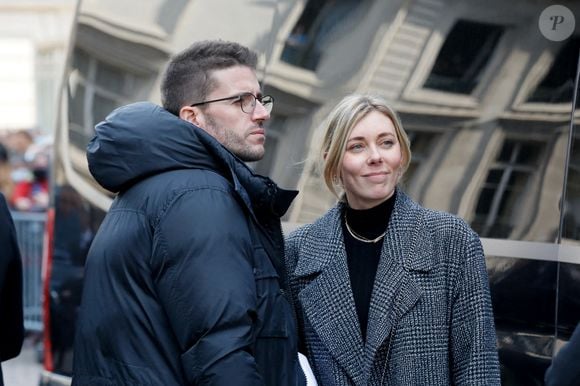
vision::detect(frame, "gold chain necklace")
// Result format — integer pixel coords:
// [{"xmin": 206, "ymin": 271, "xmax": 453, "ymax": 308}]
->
[{"xmin": 344, "ymin": 214, "xmax": 386, "ymax": 244}]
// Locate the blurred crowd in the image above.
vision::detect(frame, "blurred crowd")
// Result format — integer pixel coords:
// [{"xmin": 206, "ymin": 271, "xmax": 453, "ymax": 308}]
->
[{"xmin": 0, "ymin": 130, "xmax": 51, "ymax": 212}]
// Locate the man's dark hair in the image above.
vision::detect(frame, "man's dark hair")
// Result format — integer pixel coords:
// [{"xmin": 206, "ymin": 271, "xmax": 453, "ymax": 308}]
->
[{"xmin": 161, "ymin": 40, "xmax": 258, "ymax": 115}]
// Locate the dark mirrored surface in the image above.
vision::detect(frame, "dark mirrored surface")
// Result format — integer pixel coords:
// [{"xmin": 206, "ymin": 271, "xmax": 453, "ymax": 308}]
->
[{"xmin": 551, "ymin": 46, "xmax": 580, "ymax": 385}]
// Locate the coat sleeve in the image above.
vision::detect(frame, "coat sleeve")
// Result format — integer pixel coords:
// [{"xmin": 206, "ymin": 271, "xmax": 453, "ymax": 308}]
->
[
  {"xmin": 0, "ymin": 193, "xmax": 24, "ymax": 361},
  {"xmin": 544, "ymin": 322, "xmax": 580, "ymax": 386},
  {"xmin": 284, "ymin": 227, "xmax": 309, "ymax": 356},
  {"xmin": 450, "ymin": 229, "xmax": 501, "ymax": 385},
  {"xmin": 152, "ymin": 187, "xmax": 264, "ymax": 385}
]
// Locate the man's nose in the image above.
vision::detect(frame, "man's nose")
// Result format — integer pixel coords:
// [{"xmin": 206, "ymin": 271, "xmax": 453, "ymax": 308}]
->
[{"xmin": 252, "ymin": 100, "xmax": 270, "ymax": 120}]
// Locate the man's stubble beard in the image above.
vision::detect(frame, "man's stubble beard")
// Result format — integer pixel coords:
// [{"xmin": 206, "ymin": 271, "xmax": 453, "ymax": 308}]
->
[{"xmin": 205, "ymin": 115, "xmax": 265, "ymax": 162}]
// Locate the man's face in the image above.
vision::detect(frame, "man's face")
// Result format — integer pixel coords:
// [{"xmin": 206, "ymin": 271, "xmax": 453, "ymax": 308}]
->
[{"xmin": 186, "ymin": 65, "xmax": 269, "ymax": 162}]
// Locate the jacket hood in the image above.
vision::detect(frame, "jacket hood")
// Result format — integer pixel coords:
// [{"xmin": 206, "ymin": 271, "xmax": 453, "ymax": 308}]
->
[
  {"xmin": 87, "ymin": 102, "xmax": 297, "ymax": 216},
  {"xmin": 87, "ymin": 102, "xmax": 218, "ymax": 193}
]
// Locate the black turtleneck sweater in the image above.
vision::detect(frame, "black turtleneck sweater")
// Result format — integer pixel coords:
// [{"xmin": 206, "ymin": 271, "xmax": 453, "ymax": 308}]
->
[{"xmin": 341, "ymin": 192, "xmax": 396, "ymax": 341}]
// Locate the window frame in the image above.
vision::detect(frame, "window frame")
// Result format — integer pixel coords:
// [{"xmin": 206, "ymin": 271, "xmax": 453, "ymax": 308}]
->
[
  {"xmin": 470, "ymin": 134, "xmax": 549, "ymax": 239},
  {"xmin": 67, "ymin": 47, "xmax": 145, "ymax": 150},
  {"xmin": 513, "ymin": 36, "xmax": 580, "ymax": 114},
  {"xmin": 402, "ymin": 16, "xmax": 508, "ymax": 109}
]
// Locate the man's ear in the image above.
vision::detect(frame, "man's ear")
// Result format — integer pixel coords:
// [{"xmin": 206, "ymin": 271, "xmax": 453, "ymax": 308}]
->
[{"xmin": 179, "ymin": 106, "xmax": 202, "ymax": 126}]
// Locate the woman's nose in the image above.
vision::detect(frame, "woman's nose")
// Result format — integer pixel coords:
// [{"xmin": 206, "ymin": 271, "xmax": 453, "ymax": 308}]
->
[{"xmin": 367, "ymin": 146, "xmax": 383, "ymax": 163}]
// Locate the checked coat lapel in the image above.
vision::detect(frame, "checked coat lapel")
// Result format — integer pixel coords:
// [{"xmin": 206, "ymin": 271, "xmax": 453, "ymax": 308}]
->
[
  {"xmin": 292, "ymin": 191, "xmax": 433, "ymax": 385},
  {"xmin": 293, "ymin": 207, "xmax": 366, "ymax": 384}
]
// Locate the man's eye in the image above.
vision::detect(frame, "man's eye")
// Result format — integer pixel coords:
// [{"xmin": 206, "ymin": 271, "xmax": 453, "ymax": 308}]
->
[{"xmin": 240, "ymin": 95, "xmax": 253, "ymax": 105}]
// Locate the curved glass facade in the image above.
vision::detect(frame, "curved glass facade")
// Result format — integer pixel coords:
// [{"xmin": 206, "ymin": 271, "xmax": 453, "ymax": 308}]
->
[{"xmin": 42, "ymin": 1, "xmax": 580, "ymax": 385}]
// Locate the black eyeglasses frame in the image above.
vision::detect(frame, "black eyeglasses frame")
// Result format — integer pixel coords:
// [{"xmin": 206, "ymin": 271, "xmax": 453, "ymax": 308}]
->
[{"xmin": 189, "ymin": 92, "xmax": 274, "ymax": 114}]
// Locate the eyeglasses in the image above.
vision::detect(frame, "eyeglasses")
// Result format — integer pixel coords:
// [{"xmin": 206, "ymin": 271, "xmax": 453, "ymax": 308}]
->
[{"xmin": 190, "ymin": 92, "xmax": 274, "ymax": 114}]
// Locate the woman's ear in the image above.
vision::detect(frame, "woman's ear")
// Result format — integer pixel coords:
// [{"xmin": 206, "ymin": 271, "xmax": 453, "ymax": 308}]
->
[{"xmin": 396, "ymin": 163, "xmax": 405, "ymax": 183}]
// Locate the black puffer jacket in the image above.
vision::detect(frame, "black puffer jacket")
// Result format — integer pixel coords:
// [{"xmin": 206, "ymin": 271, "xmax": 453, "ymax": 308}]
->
[
  {"xmin": 0, "ymin": 193, "xmax": 24, "ymax": 386},
  {"xmin": 72, "ymin": 102, "xmax": 301, "ymax": 386}
]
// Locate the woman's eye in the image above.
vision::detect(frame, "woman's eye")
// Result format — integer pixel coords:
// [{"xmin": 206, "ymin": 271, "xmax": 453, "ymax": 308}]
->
[
  {"xmin": 349, "ymin": 144, "xmax": 364, "ymax": 151},
  {"xmin": 381, "ymin": 140, "xmax": 394, "ymax": 147}
]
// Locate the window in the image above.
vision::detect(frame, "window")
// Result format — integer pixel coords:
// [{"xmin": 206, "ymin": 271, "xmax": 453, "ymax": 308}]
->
[
  {"xmin": 403, "ymin": 130, "xmax": 440, "ymax": 185},
  {"xmin": 563, "ymin": 138, "xmax": 580, "ymax": 240},
  {"xmin": 527, "ymin": 36, "xmax": 580, "ymax": 104},
  {"xmin": 472, "ymin": 139, "xmax": 543, "ymax": 238},
  {"xmin": 68, "ymin": 48, "xmax": 143, "ymax": 149},
  {"xmin": 424, "ymin": 20, "xmax": 504, "ymax": 94},
  {"xmin": 280, "ymin": 0, "xmax": 359, "ymax": 71}
]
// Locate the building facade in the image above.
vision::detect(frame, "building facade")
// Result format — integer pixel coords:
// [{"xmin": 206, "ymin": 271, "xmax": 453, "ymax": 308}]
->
[{"xmin": 0, "ymin": 0, "xmax": 75, "ymax": 134}]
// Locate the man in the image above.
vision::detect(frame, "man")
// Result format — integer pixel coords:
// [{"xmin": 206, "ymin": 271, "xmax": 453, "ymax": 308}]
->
[
  {"xmin": 72, "ymin": 40, "xmax": 304, "ymax": 385},
  {"xmin": 0, "ymin": 192, "xmax": 24, "ymax": 386}
]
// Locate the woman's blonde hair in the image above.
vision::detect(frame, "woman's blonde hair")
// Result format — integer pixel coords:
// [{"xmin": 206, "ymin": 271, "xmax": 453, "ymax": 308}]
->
[{"xmin": 319, "ymin": 94, "xmax": 411, "ymax": 199}]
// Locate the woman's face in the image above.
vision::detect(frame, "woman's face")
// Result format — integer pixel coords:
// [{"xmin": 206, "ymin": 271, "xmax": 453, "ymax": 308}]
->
[{"xmin": 340, "ymin": 110, "xmax": 403, "ymax": 210}]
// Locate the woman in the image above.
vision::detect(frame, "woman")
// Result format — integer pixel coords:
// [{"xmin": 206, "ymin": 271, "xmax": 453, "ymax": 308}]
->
[{"xmin": 285, "ymin": 94, "xmax": 500, "ymax": 385}]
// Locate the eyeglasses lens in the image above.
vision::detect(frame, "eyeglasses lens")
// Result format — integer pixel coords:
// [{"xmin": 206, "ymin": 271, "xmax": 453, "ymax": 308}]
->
[
  {"xmin": 241, "ymin": 94, "xmax": 273, "ymax": 114},
  {"xmin": 261, "ymin": 96, "xmax": 273, "ymax": 113},
  {"xmin": 241, "ymin": 94, "xmax": 254, "ymax": 113}
]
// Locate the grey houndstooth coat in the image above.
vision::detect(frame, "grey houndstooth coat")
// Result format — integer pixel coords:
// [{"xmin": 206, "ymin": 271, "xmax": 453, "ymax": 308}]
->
[{"xmin": 285, "ymin": 190, "xmax": 501, "ymax": 385}]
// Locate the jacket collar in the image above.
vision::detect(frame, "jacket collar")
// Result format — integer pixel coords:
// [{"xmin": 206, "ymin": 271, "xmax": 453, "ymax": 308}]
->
[{"xmin": 194, "ymin": 125, "xmax": 298, "ymax": 218}]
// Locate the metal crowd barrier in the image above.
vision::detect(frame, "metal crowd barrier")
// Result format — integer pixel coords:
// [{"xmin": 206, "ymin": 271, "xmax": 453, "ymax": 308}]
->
[{"xmin": 10, "ymin": 210, "xmax": 46, "ymax": 333}]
